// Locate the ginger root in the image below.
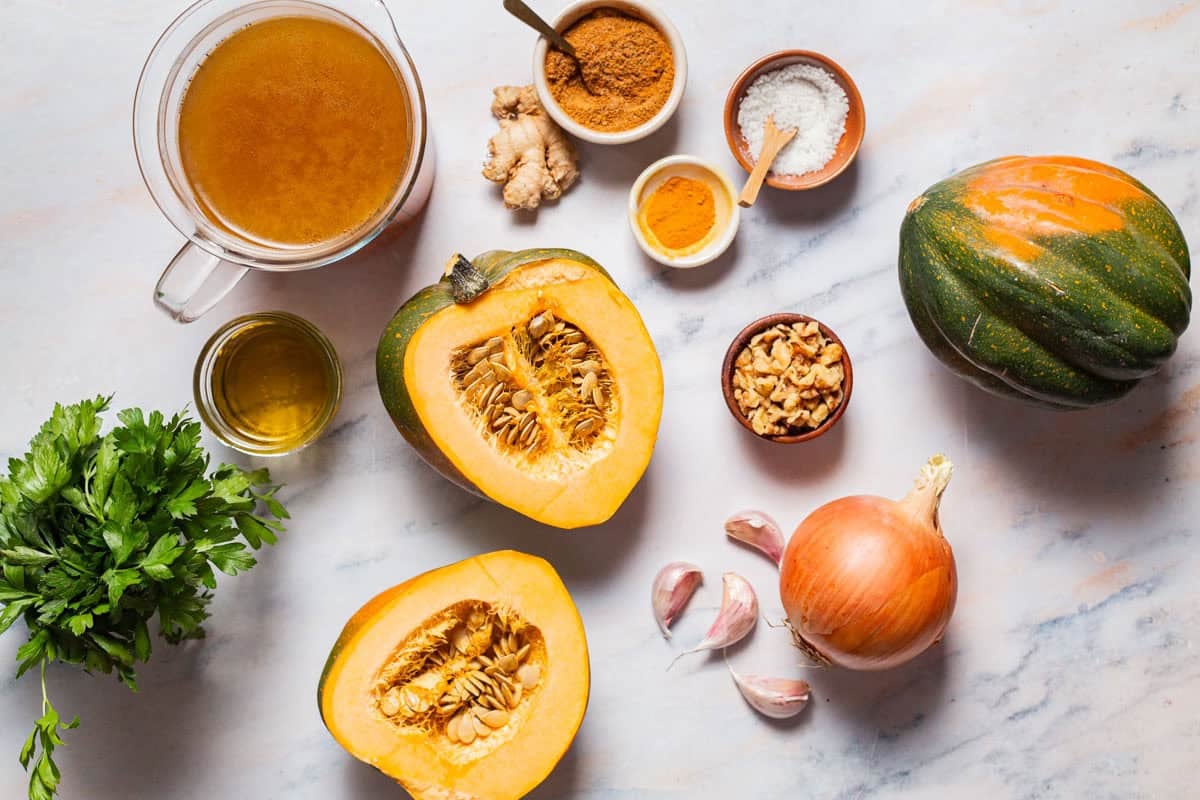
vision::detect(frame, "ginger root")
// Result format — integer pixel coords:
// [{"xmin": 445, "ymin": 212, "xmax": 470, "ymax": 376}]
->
[{"xmin": 483, "ymin": 85, "xmax": 579, "ymax": 210}]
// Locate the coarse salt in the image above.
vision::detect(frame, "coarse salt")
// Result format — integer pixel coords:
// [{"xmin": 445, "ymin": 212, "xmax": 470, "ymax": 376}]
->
[{"xmin": 737, "ymin": 64, "xmax": 849, "ymax": 176}]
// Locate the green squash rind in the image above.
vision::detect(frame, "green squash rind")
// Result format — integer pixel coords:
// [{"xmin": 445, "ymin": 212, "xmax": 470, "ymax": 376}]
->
[
  {"xmin": 898, "ymin": 159, "xmax": 1192, "ymax": 409},
  {"xmin": 375, "ymin": 248, "xmax": 613, "ymax": 493}
]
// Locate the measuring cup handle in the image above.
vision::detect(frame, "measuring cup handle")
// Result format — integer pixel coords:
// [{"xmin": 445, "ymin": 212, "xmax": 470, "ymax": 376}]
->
[{"xmin": 154, "ymin": 241, "xmax": 249, "ymax": 323}]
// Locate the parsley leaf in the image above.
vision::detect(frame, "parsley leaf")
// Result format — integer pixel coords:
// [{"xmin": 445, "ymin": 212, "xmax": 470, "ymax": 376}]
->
[{"xmin": 0, "ymin": 398, "xmax": 287, "ymax": 799}]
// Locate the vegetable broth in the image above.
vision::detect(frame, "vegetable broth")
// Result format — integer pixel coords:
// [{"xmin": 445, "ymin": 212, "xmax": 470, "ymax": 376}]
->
[{"xmin": 178, "ymin": 16, "xmax": 411, "ymax": 247}]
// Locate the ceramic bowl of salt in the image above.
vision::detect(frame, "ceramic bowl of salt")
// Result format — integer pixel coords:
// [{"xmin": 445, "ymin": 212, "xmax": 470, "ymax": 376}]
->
[{"xmin": 724, "ymin": 50, "xmax": 865, "ymax": 191}]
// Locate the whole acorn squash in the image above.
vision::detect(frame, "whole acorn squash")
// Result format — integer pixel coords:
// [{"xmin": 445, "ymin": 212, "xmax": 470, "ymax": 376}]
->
[
  {"xmin": 899, "ymin": 156, "xmax": 1191, "ymax": 409},
  {"xmin": 377, "ymin": 248, "xmax": 663, "ymax": 528}
]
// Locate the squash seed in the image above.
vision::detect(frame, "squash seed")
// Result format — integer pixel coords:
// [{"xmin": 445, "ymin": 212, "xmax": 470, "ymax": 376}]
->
[
  {"xmin": 480, "ymin": 708, "xmax": 510, "ymax": 728},
  {"xmin": 520, "ymin": 420, "xmax": 540, "ymax": 445},
  {"xmin": 517, "ymin": 663, "xmax": 540, "ymax": 690},
  {"xmin": 579, "ymin": 371, "xmax": 598, "ymax": 400},
  {"xmin": 511, "ymin": 389, "xmax": 533, "ymax": 411},
  {"xmin": 466, "ymin": 345, "xmax": 491, "ymax": 365},
  {"xmin": 483, "ymin": 383, "xmax": 505, "ymax": 410},
  {"xmin": 471, "ymin": 714, "xmax": 490, "ymax": 738},
  {"xmin": 457, "ymin": 713, "xmax": 477, "ymax": 744},
  {"xmin": 380, "ymin": 687, "xmax": 403, "ymax": 717},
  {"xmin": 528, "ymin": 314, "xmax": 551, "ymax": 340},
  {"xmin": 573, "ymin": 418, "xmax": 598, "ymax": 438}
]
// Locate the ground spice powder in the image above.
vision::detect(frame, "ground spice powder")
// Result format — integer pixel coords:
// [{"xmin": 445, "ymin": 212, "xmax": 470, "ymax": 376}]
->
[
  {"xmin": 643, "ymin": 176, "xmax": 714, "ymax": 249},
  {"xmin": 545, "ymin": 9, "xmax": 674, "ymax": 133}
]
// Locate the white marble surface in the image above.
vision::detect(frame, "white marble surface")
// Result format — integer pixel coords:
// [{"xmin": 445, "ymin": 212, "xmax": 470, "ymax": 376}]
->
[{"xmin": 2, "ymin": 1, "xmax": 1198, "ymax": 798}]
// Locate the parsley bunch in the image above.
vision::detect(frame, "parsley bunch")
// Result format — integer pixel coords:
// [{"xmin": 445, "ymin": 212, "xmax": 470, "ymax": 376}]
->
[{"xmin": 0, "ymin": 397, "xmax": 288, "ymax": 799}]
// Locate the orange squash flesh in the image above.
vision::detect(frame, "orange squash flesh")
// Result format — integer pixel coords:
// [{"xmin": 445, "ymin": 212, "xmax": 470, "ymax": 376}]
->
[
  {"xmin": 319, "ymin": 551, "xmax": 589, "ymax": 800},
  {"xmin": 403, "ymin": 258, "xmax": 663, "ymax": 529}
]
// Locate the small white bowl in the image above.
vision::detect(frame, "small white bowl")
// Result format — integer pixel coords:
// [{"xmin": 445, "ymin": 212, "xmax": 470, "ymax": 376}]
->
[
  {"xmin": 628, "ymin": 155, "xmax": 741, "ymax": 268},
  {"xmin": 532, "ymin": 0, "xmax": 687, "ymax": 145}
]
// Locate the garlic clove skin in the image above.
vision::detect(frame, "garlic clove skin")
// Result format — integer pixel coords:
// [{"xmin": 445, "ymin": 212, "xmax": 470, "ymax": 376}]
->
[
  {"xmin": 693, "ymin": 573, "xmax": 758, "ymax": 651},
  {"xmin": 652, "ymin": 561, "xmax": 703, "ymax": 639},
  {"xmin": 729, "ymin": 666, "xmax": 811, "ymax": 719},
  {"xmin": 671, "ymin": 573, "xmax": 758, "ymax": 667},
  {"xmin": 724, "ymin": 510, "xmax": 785, "ymax": 566}
]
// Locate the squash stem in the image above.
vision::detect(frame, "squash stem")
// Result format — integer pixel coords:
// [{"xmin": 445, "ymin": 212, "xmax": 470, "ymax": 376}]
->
[{"xmin": 445, "ymin": 254, "xmax": 491, "ymax": 304}]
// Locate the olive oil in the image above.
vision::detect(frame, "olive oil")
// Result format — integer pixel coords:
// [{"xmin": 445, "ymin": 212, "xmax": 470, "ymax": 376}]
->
[{"xmin": 195, "ymin": 312, "xmax": 341, "ymax": 455}]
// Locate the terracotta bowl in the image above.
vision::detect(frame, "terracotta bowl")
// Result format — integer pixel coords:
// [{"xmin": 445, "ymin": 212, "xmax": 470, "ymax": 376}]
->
[
  {"xmin": 720, "ymin": 313, "xmax": 853, "ymax": 444},
  {"xmin": 723, "ymin": 50, "xmax": 865, "ymax": 191}
]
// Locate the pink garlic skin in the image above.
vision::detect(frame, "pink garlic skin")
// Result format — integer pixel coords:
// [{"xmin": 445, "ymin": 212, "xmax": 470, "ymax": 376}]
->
[
  {"xmin": 694, "ymin": 573, "xmax": 758, "ymax": 651},
  {"xmin": 724, "ymin": 510, "xmax": 785, "ymax": 565},
  {"xmin": 729, "ymin": 668, "xmax": 811, "ymax": 719},
  {"xmin": 671, "ymin": 573, "xmax": 758, "ymax": 669},
  {"xmin": 652, "ymin": 562, "xmax": 703, "ymax": 638}
]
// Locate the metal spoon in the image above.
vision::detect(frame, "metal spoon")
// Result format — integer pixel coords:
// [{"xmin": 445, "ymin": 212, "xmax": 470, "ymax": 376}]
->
[
  {"xmin": 502, "ymin": 0, "xmax": 594, "ymax": 93},
  {"xmin": 503, "ymin": 0, "xmax": 577, "ymax": 56}
]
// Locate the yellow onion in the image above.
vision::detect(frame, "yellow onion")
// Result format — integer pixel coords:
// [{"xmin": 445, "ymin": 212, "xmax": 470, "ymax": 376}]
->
[{"xmin": 779, "ymin": 455, "xmax": 957, "ymax": 670}]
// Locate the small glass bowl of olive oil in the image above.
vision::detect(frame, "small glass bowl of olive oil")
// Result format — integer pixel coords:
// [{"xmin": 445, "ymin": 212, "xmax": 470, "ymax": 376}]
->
[{"xmin": 194, "ymin": 311, "xmax": 342, "ymax": 456}]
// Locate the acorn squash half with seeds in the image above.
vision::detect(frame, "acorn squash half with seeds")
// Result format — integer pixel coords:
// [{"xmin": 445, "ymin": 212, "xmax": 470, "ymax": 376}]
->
[
  {"xmin": 377, "ymin": 249, "xmax": 663, "ymax": 529},
  {"xmin": 318, "ymin": 550, "xmax": 589, "ymax": 800}
]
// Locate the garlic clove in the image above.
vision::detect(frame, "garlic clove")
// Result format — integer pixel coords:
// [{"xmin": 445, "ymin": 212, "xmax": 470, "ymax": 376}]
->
[
  {"xmin": 670, "ymin": 573, "xmax": 758, "ymax": 667},
  {"xmin": 724, "ymin": 510, "xmax": 786, "ymax": 566},
  {"xmin": 652, "ymin": 561, "xmax": 704, "ymax": 638},
  {"xmin": 728, "ymin": 666, "xmax": 810, "ymax": 719}
]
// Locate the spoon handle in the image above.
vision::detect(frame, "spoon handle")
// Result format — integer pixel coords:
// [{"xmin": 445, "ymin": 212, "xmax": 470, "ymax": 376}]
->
[
  {"xmin": 738, "ymin": 122, "xmax": 798, "ymax": 208},
  {"xmin": 503, "ymin": 0, "xmax": 577, "ymax": 56}
]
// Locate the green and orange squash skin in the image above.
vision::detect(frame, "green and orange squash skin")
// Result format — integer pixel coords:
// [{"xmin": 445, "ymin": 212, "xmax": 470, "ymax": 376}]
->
[{"xmin": 899, "ymin": 156, "xmax": 1191, "ymax": 409}]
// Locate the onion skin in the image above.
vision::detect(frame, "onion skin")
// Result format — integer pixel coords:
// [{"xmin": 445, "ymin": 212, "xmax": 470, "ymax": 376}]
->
[{"xmin": 779, "ymin": 456, "xmax": 957, "ymax": 671}]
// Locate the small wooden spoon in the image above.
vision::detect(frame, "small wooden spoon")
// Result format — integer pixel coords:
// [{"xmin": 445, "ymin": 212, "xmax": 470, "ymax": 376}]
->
[{"xmin": 738, "ymin": 116, "xmax": 798, "ymax": 207}]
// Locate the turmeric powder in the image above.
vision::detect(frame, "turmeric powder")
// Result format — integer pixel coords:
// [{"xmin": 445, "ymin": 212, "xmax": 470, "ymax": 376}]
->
[{"xmin": 642, "ymin": 177, "xmax": 715, "ymax": 250}]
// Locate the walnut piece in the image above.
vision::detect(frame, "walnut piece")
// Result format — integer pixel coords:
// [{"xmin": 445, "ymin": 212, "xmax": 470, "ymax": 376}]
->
[{"xmin": 731, "ymin": 321, "xmax": 846, "ymax": 436}]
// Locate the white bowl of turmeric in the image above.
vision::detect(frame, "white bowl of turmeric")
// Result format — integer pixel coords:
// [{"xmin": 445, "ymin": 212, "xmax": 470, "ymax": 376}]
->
[
  {"xmin": 628, "ymin": 155, "xmax": 741, "ymax": 268},
  {"xmin": 532, "ymin": 0, "xmax": 687, "ymax": 145}
]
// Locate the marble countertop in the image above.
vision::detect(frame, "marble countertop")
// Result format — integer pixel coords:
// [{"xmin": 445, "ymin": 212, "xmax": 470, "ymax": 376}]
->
[{"xmin": 2, "ymin": 1, "xmax": 1198, "ymax": 798}]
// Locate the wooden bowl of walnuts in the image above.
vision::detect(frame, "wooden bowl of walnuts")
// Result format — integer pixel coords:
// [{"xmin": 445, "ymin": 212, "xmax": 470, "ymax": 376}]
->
[{"xmin": 721, "ymin": 313, "xmax": 853, "ymax": 444}]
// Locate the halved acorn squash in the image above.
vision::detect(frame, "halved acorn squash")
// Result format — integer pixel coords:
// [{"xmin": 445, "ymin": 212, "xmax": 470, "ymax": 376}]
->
[
  {"xmin": 318, "ymin": 550, "xmax": 589, "ymax": 800},
  {"xmin": 377, "ymin": 249, "xmax": 663, "ymax": 529}
]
